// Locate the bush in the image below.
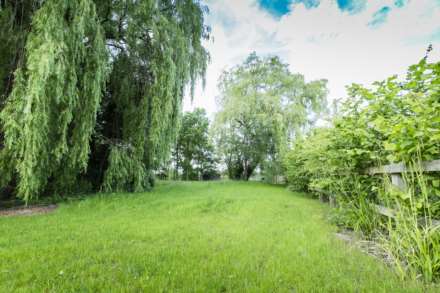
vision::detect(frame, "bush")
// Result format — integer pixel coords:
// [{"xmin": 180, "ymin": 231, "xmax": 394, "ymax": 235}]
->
[{"xmin": 283, "ymin": 57, "xmax": 440, "ymax": 281}]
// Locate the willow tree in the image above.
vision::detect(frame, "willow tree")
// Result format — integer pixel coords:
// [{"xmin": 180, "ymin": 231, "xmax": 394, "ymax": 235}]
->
[
  {"xmin": 213, "ymin": 53, "xmax": 327, "ymax": 180},
  {"xmin": 0, "ymin": 0, "xmax": 209, "ymax": 202},
  {"xmin": 0, "ymin": 0, "xmax": 108, "ymax": 201},
  {"xmin": 0, "ymin": 1, "xmax": 36, "ymax": 198},
  {"xmin": 94, "ymin": 0, "xmax": 209, "ymax": 193}
]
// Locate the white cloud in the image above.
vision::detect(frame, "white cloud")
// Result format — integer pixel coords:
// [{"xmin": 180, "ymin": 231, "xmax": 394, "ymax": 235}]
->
[{"xmin": 184, "ymin": 0, "xmax": 440, "ymax": 118}]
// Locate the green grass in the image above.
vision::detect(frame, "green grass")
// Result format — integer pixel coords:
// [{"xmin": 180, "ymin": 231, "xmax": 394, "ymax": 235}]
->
[{"xmin": 0, "ymin": 181, "xmax": 435, "ymax": 292}]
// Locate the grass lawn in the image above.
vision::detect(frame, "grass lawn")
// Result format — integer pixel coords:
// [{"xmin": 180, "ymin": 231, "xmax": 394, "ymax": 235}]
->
[{"xmin": 0, "ymin": 181, "xmax": 435, "ymax": 292}]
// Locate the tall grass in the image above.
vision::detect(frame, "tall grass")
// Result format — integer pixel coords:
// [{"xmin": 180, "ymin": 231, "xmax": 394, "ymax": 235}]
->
[
  {"xmin": 331, "ymin": 194, "xmax": 381, "ymax": 237},
  {"xmin": 381, "ymin": 160, "xmax": 440, "ymax": 282},
  {"xmin": 330, "ymin": 175, "xmax": 381, "ymax": 238}
]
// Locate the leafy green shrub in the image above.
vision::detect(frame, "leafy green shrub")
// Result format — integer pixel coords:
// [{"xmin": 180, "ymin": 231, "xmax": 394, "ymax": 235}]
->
[{"xmin": 284, "ymin": 57, "xmax": 440, "ymax": 281}]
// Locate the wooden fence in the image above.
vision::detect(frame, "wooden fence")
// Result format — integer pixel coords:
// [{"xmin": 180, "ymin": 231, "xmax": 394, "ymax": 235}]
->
[
  {"xmin": 366, "ymin": 159, "xmax": 440, "ymax": 190},
  {"xmin": 313, "ymin": 159, "xmax": 440, "ymax": 226}
]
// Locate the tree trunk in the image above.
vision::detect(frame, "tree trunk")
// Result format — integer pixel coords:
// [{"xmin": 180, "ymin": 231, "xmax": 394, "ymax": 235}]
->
[{"xmin": 242, "ymin": 160, "xmax": 248, "ymax": 180}]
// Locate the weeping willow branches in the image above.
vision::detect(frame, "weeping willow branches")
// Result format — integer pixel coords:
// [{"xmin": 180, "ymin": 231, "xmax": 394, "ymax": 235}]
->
[
  {"xmin": 98, "ymin": 0, "xmax": 209, "ymax": 193},
  {"xmin": 0, "ymin": 0, "xmax": 209, "ymax": 202}
]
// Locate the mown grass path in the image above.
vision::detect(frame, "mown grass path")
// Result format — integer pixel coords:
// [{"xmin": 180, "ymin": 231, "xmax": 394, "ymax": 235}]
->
[{"xmin": 0, "ymin": 181, "xmax": 433, "ymax": 292}]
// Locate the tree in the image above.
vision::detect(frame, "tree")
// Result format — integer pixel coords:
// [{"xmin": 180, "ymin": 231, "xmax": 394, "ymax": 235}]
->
[
  {"xmin": 0, "ymin": 0, "xmax": 209, "ymax": 202},
  {"xmin": 173, "ymin": 108, "xmax": 219, "ymax": 180},
  {"xmin": 213, "ymin": 53, "xmax": 327, "ymax": 180},
  {"xmin": 0, "ymin": 0, "xmax": 39, "ymax": 198}
]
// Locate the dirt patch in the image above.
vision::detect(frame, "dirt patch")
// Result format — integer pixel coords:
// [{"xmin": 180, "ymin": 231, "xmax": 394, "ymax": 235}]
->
[
  {"xmin": 335, "ymin": 231, "xmax": 394, "ymax": 266},
  {"xmin": 0, "ymin": 204, "xmax": 57, "ymax": 217}
]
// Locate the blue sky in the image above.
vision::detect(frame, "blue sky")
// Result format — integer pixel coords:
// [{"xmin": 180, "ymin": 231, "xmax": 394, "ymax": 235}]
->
[
  {"xmin": 184, "ymin": 0, "xmax": 440, "ymax": 116},
  {"xmin": 368, "ymin": 6, "xmax": 391, "ymax": 27},
  {"xmin": 257, "ymin": 0, "xmax": 408, "ymax": 20},
  {"xmin": 258, "ymin": 0, "xmax": 369, "ymax": 16}
]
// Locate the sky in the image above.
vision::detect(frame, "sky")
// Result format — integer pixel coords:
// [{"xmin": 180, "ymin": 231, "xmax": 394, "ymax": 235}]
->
[{"xmin": 183, "ymin": 0, "xmax": 440, "ymax": 117}]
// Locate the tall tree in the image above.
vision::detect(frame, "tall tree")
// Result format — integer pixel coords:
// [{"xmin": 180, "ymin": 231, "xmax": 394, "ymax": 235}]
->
[
  {"xmin": 0, "ymin": 0, "xmax": 108, "ymax": 201},
  {"xmin": 94, "ymin": 0, "xmax": 209, "ymax": 193},
  {"xmin": 0, "ymin": 0, "xmax": 209, "ymax": 202},
  {"xmin": 213, "ymin": 53, "xmax": 327, "ymax": 180}
]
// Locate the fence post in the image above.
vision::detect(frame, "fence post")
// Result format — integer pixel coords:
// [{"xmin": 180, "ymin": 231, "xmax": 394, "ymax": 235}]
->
[
  {"xmin": 390, "ymin": 174, "xmax": 406, "ymax": 191},
  {"xmin": 329, "ymin": 195, "xmax": 337, "ymax": 207}
]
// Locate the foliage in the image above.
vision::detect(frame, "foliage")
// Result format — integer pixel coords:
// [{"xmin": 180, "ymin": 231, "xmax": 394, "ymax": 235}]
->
[
  {"xmin": 0, "ymin": 1, "xmax": 36, "ymax": 102},
  {"xmin": 283, "ymin": 57, "xmax": 440, "ymax": 281},
  {"xmin": 101, "ymin": 146, "xmax": 152, "ymax": 193},
  {"xmin": 284, "ymin": 57, "xmax": 440, "ymax": 212},
  {"xmin": 0, "ymin": 0, "xmax": 210, "ymax": 202},
  {"xmin": 0, "ymin": 0, "xmax": 108, "ymax": 202},
  {"xmin": 97, "ymin": 0, "xmax": 209, "ymax": 193},
  {"xmin": 0, "ymin": 181, "xmax": 430, "ymax": 292},
  {"xmin": 172, "ymin": 108, "xmax": 219, "ymax": 180},
  {"xmin": 381, "ymin": 167, "xmax": 440, "ymax": 282},
  {"xmin": 0, "ymin": 1, "xmax": 40, "ymax": 199},
  {"xmin": 284, "ymin": 128, "xmax": 333, "ymax": 192},
  {"xmin": 214, "ymin": 53, "xmax": 328, "ymax": 180}
]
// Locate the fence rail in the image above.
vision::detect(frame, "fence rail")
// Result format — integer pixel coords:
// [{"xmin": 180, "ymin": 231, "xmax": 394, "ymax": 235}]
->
[
  {"xmin": 367, "ymin": 159, "xmax": 440, "ymax": 191},
  {"xmin": 312, "ymin": 159, "xmax": 440, "ymax": 227},
  {"xmin": 366, "ymin": 159, "xmax": 440, "ymax": 175}
]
